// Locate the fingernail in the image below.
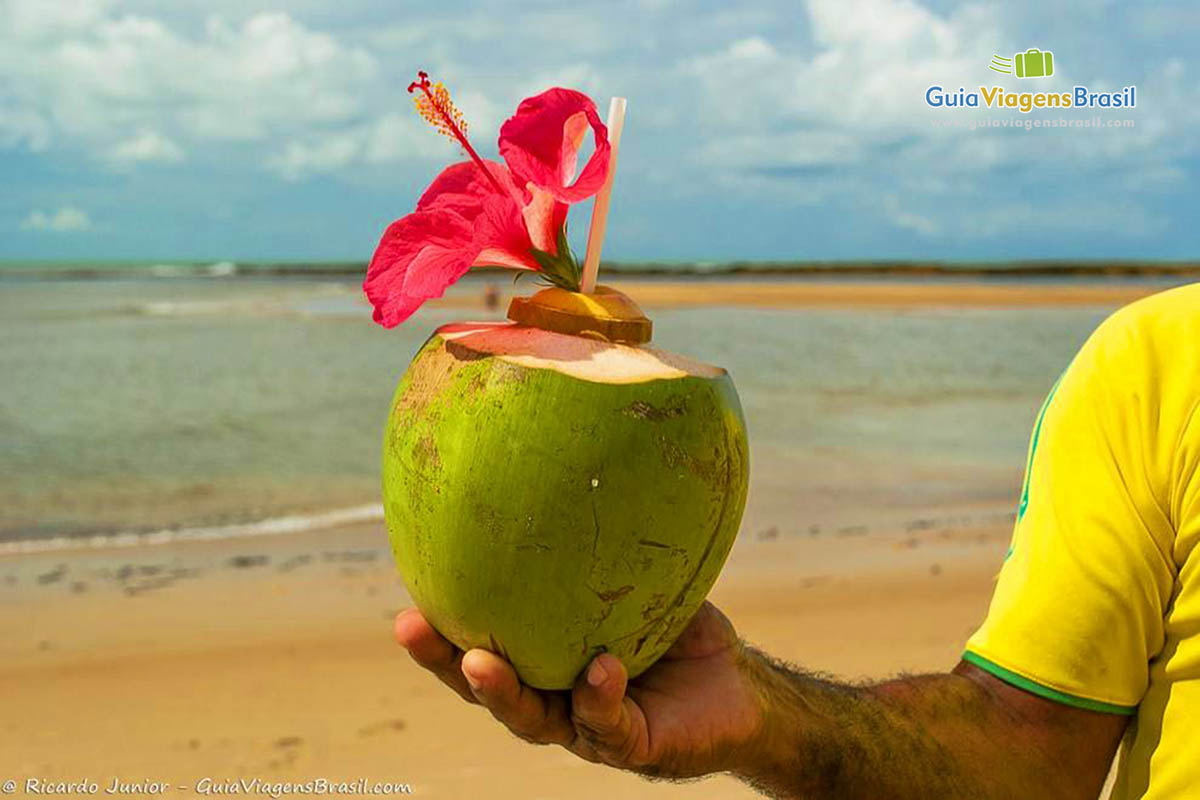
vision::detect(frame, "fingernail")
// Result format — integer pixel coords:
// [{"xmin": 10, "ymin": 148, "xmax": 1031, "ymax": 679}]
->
[
  {"xmin": 587, "ymin": 658, "xmax": 608, "ymax": 687},
  {"xmin": 463, "ymin": 665, "xmax": 483, "ymax": 691}
]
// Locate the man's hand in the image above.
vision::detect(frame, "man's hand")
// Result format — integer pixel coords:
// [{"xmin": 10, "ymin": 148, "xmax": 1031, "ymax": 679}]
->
[
  {"xmin": 394, "ymin": 602, "xmax": 765, "ymax": 778},
  {"xmin": 395, "ymin": 604, "xmax": 1128, "ymax": 799}
]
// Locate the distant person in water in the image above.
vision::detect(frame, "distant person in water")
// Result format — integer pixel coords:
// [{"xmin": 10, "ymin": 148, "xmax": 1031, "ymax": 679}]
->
[
  {"xmin": 396, "ymin": 283, "xmax": 1200, "ymax": 799},
  {"xmin": 484, "ymin": 283, "xmax": 500, "ymax": 312}
]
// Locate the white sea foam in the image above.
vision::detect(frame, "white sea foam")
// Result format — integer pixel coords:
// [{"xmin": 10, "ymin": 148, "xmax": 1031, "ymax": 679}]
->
[
  {"xmin": 149, "ymin": 263, "xmax": 189, "ymax": 277},
  {"xmin": 146, "ymin": 261, "xmax": 236, "ymax": 278},
  {"xmin": 0, "ymin": 504, "xmax": 384, "ymax": 558},
  {"xmin": 141, "ymin": 299, "xmax": 235, "ymax": 315}
]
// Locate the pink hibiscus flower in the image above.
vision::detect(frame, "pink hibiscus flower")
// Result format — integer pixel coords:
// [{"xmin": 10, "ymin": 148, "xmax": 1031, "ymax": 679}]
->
[{"xmin": 364, "ymin": 72, "xmax": 612, "ymax": 328}]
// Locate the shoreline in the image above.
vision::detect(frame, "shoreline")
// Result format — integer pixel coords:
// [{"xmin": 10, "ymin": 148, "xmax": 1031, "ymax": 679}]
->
[
  {"xmin": 605, "ymin": 279, "xmax": 1171, "ymax": 309},
  {"xmin": 4, "ymin": 259, "xmax": 1200, "ymax": 281},
  {"xmin": 0, "ymin": 504, "xmax": 385, "ymax": 558}
]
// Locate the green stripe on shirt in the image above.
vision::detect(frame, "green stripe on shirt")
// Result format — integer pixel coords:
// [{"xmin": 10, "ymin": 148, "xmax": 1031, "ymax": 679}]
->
[
  {"xmin": 962, "ymin": 650, "xmax": 1137, "ymax": 715},
  {"xmin": 1017, "ymin": 376, "xmax": 1063, "ymax": 523}
]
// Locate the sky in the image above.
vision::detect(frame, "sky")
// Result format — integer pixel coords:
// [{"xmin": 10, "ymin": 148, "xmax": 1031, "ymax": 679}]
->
[{"xmin": 1, "ymin": 0, "xmax": 1197, "ymax": 263}]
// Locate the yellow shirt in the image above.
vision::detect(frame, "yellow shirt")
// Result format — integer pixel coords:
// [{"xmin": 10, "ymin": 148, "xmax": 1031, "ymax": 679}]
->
[{"xmin": 965, "ymin": 283, "xmax": 1200, "ymax": 799}]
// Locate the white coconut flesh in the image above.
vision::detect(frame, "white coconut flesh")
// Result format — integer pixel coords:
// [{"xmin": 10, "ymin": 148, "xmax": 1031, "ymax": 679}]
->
[{"xmin": 436, "ymin": 321, "xmax": 725, "ymax": 385}]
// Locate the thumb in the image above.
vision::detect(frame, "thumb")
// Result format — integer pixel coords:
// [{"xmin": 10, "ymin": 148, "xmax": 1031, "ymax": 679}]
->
[{"xmin": 570, "ymin": 653, "xmax": 645, "ymax": 765}]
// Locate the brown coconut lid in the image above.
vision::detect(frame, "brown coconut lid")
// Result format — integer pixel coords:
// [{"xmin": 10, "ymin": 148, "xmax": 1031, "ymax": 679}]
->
[{"xmin": 506, "ymin": 285, "xmax": 653, "ymax": 345}]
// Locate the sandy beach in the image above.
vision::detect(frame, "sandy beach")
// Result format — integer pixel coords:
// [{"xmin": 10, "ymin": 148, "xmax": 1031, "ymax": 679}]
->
[
  {"xmin": 0, "ymin": 509, "xmax": 1009, "ymax": 799},
  {"xmin": 587, "ymin": 278, "xmax": 1172, "ymax": 310},
  {"xmin": 419, "ymin": 276, "xmax": 1176, "ymax": 312}
]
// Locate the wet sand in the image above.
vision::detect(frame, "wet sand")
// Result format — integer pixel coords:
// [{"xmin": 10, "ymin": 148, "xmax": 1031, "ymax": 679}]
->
[
  {"xmin": 448, "ymin": 277, "xmax": 1175, "ymax": 311},
  {"xmin": 0, "ymin": 512, "xmax": 1008, "ymax": 798}
]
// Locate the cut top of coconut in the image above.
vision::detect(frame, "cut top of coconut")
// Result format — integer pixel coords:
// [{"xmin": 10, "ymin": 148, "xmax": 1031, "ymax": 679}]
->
[
  {"xmin": 437, "ymin": 322, "xmax": 726, "ymax": 384},
  {"xmin": 506, "ymin": 285, "xmax": 653, "ymax": 345}
]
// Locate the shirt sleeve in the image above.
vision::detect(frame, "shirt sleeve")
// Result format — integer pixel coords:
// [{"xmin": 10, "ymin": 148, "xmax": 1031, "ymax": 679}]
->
[{"xmin": 964, "ymin": 304, "xmax": 1179, "ymax": 714}]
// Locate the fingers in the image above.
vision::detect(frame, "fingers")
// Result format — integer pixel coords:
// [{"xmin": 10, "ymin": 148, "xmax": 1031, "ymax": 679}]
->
[
  {"xmin": 394, "ymin": 610, "xmax": 656, "ymax": 770},
  {"xmin": 460, "ymin": 648, "xmax": 577, "ymax": 748},
  {"xmin": 570, "ymin": 653, "xmax": 649, "ymax": 766},
  {"xmin": 663, "ymin": 601, "xmax": 740, "ymax": 660},
  {"xmin": 393, "ymin": 608, "xmax": 477, "ymax": 704}
]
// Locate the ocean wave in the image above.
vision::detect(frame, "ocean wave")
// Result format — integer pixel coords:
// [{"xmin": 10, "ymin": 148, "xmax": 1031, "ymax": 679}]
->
[
  {"xmin": 148, "ymin": 263, "xmax": 191, "ymax": 277},
  {"xmin": 139, "ymin": 299, "xmax": 252, "ymax": 315},
  {"xmin": 148, "ymin": 261, "xmax": 237, "ymax": 278},
  {"xmin": 0, "ymin": 504, "xmax": 384, "ymax": 558}
]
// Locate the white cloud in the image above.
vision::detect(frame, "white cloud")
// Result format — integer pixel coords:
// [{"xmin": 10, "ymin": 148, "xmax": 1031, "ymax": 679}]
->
[
  {"xmin": 679, "ymin": 0, "xmax": 1198, "ymax": 237},
  {"xmin": 265, "ymin": 112, "xmax": 457, "ymax": 180},
  {"xmin": 952, "ymin": 200, "xmax": 1168, "ymax": 238},
  {"xmin": 20, "ymin": 206, "xmax": 94, "ymax": 232},
  {"xmin": 0, "ymin": 0, "xmax": 532, "ymax": 180},
  {"xmin": 5, "ymin": 0, "xmax": 108, "ymax": 37},
  {"xmin": 267, "ymin": 131, "xmax": 363, "ymax": 181},
  {"xmin": 1135, "ymin": 6, "xmax": 1200, "ymax": 37},
  {"xmin": 883, "ymin": 195, "xmax": 941, "ymax": 236},
  {"xmin": 0, "ymin": 0, "xmax": 1195, "ymax": 251},
  {"xmin": 0, "ymin": 103, "xmax": 51, "ymax": 151},
  {"xmin": 109, "ymin": 129, "xmax": 184, "ymax": 163},
  {"xmin": 694, "ymin": 130, "xmax": 864, "ymax": 173},
  {"xmin": 726, "ymin": 36, "xmax": 777, "ymax": 61},
  {"xmin": 0, "ymin": 0, "xmax": 382, "ymax": 164},
  {"xmin": 686, "ymin": 0, "xmax": 998, "ymax": 138}
]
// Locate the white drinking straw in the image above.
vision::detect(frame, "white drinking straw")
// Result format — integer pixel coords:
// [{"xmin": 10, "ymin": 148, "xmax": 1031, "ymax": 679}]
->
[{"xmin": 580, "ymin": 96, "xmax": 626, "ymax": 294}]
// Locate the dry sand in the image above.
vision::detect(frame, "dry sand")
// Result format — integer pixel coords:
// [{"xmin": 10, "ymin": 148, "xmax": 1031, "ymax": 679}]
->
[
  {"xmin": 434, "ymin": 276, "xmax": 1173, "ymax": 312},
  {"xmin": 611, "ymin": 279, "xmax": 1169, "ymax": 310},
  {"xmin": 0, "ymin": 511, "xmax": 1009, "ymax": 799}
]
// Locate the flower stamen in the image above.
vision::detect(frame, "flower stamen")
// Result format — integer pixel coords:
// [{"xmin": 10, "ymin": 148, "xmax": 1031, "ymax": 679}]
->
[{"xmin": 408, "ymin": 71, "xmax": 510, "ymax": 199}]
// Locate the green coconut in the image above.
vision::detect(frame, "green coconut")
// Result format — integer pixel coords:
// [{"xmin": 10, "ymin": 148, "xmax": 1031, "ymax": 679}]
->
[{"xmin": 382, "ymin": 302, "xmax": 749, "ymax": 690}]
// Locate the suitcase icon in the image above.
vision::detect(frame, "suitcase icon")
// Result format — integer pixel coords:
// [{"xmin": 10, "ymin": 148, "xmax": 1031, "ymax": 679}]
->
[{"xmin": 1014, "ymin": 48, "xmax": 1054, "ymax": 78}]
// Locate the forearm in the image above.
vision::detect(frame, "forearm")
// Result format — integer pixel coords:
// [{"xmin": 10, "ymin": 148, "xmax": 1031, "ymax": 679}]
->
[{"xmin": 732, "ymin": 648, "xmax": 1110, "ymax": 800}]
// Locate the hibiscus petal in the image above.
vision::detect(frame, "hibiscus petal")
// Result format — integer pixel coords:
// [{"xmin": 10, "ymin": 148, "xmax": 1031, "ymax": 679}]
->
[
  {"xmin": 520, "ymin": 182, "xmax": 566, "ymax": 254},
  {"xmin": 471, "ymin": 193, "xmax": 540, "ymax": 270},
  {"xmin": 559, "ymin": 111, "xmax": 589, "ymax": 185},
  {"xmin": 499, "ymin": 88, "xmax": 611, "ymax": 204},
  {"xmin": 401, "ymin": 243, "xmax": 476, "ymax": 296},
  {"xmin": 363, "ymin": 207, "xmax": 476, "ymax": 328},
  {"xmin": 417, "ymin": 159, "xmax": 517, "ymax": 217},
  {"xmin": 473, "ymin": 247, "xmax": 539, "ymax": 270},
  {"xmin": 365, "ymin": 152, "xmax": 573, "ymax": 328},
  {"xmin": 415, "ymin": 158, "xmax": 542, "ymax": 268}
]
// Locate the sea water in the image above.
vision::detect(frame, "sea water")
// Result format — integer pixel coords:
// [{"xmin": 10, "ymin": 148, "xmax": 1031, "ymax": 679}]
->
[{"xmin": 0, "ymin": 270, "xmax": 1164, "ymax": 546}]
